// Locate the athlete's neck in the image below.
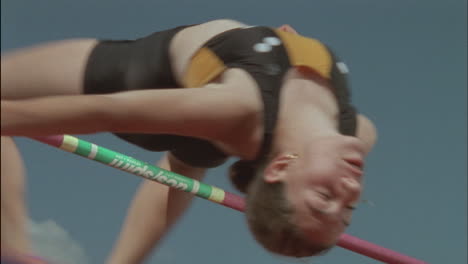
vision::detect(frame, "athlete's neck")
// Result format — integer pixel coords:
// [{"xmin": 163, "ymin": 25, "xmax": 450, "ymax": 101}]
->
[
  {"xmin": 214, "ymin": 68, "xmax": 340, "ymax": 161},
  {"xmin": 273, "ymin": 72, "xmax": 340, "ymax": 155}
]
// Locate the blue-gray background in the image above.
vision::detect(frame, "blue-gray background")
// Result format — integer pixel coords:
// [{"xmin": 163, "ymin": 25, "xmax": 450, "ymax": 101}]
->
[{"xmin": 1, "ymin": 1, "xmax": 467, "ymax": 263}]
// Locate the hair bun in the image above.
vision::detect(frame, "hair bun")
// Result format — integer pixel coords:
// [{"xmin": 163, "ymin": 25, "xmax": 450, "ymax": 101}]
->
[{"xmin": 229, "ymin": 160, "xmax": 257, "ymax": 193}]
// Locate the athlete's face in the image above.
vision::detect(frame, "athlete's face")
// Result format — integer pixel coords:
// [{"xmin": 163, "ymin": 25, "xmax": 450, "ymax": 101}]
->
[{"xmin": 264, "ymin": 135, "xmax": 366, "ymax": 246}]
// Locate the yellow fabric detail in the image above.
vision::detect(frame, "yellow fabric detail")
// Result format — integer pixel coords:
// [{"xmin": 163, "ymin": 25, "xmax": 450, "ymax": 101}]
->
[
  {"xmin": 183, "ymin": 47, "xmax": 226, "ymax": 87},
  {"xmin": 274, "ymin": 29, "xmax": 333, "ymax": 79}
]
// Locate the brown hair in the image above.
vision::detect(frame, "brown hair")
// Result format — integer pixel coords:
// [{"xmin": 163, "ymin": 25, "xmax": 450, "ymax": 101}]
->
[{"xmin": 229, "ymin": 159, "xmax": 333, "ymax": 257}]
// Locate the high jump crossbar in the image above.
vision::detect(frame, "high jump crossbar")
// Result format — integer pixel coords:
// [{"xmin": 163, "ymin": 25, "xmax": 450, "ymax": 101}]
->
[{"xmin": 30, "ymin": 135, "xmax": 428, "ymax": 264}]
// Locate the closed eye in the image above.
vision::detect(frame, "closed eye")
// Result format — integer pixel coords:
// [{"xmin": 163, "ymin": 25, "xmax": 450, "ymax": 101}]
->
[
  {"xmin": 342, "ymin": 219, "xmax": 350, "ymax": 227},
  {"xmin": 346, "ymin": 159, "xmax": 364, "ymax": 170},
  {"xmin": 317, "ymin": 191, "xmax": 332, "ymax": 200}
]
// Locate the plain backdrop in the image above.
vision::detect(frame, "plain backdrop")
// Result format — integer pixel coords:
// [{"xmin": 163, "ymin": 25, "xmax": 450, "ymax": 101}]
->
[{"xmin": 2, "ymin": 1, "xmax": 467, "ymax": 263}]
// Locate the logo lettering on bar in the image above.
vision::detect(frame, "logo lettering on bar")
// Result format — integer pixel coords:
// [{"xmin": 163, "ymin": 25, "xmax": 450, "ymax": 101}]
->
[{"xmin": 108, "ymin": 159, "xmax": 189, "ymax": 190}]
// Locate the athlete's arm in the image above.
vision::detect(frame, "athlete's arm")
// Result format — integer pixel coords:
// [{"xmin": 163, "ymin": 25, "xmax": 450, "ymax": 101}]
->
[{"xmin": 1, "ymin": 84, "xmax": 249, "ymax": 140}]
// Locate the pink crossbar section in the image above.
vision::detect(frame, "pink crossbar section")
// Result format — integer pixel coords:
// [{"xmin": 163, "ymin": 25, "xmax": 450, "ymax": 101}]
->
[
  {"xmin": 222, "ymin": 192, "xmax": 246, "ymax": 212},
  {"xmin": 337, "ymin": 234, "xmax": 427, "ymax": 264},
  {"xmin": 1, "ymin": 246, "xmax": 52, "ymax": 264},
  {"xmin": 222, "ymin": 193, "xmax": 427, "ymax": 263},
  {"xmin": 32, "ymin": 135, "xmax": 428, "ymax": 263},
  {"xmin": 30, "ymin": 135, "xmax": 64, "ymax": 147}
]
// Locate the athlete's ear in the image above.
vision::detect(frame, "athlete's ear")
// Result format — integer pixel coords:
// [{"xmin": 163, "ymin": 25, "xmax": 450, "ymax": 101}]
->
[
  {"xmin": 356, "ymin": 114, "xmax": 378, "ymax": 154},
  {"xmin": 263, "ymin": 153, "xmax": 298, "ymax": 183},
  {"xmin": 278, "ymin": 24, "xmax": 299, "ymax": 34}
]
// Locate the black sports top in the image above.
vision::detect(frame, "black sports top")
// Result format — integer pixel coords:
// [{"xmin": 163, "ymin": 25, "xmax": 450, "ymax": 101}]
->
[{"xmin": 84, "ymin": 25, "xmax": 357, "ymax": 168}]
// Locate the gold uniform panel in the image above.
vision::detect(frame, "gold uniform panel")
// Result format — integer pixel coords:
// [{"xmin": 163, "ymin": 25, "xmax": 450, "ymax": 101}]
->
[
  {"xmin": 273, "ymin": 29, "xmax": 333, "ymax": 79},
  {"xmin": 183, "ymin": 29, "xmax": 334, "ymax": 88},
  {"xmin": 183, "ymin": 48, "xmax": 226, "ymax": 88}
]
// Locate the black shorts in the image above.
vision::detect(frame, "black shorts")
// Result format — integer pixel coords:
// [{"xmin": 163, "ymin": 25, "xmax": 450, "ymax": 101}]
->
[
  {"xmin": 83, "ymin": 25, "xmax": 228, "ymax": 168},
  {"xmin": 84, "ymin": 25, "xmax": 188, "ymax": 93}
]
